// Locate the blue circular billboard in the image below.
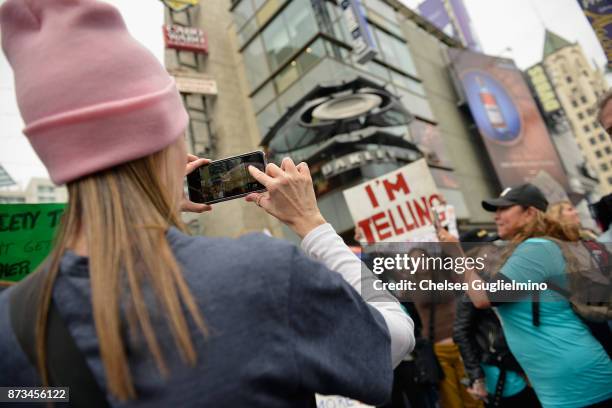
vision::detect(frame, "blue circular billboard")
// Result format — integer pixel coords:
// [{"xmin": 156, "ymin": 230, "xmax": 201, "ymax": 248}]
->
[{"xmin": 461, "ymin": 71, "xmax": 521, "ymax": 144}]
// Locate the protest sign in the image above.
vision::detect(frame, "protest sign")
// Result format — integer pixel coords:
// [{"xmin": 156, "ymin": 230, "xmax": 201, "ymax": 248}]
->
[
  {"xmin": 343, "ymin": 159, "xmax": 443, "ymax": 244},
  {"xmin": 0, "ymin": 203, "xmax": 65, "ymax": 283}
]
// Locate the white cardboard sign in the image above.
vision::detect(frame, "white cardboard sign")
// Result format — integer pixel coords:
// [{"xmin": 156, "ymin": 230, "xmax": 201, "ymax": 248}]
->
[{"xmin": 343, "ymin": 159, "xmax": 443, "ymax": 243}]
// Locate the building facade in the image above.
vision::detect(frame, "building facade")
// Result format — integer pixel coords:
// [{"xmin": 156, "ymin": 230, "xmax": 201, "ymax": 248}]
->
[
  {"xmin": 541, "ymin": 30, "xmax": 611, "ymax": 195},
  {"xmin": 0, "ymin": 177, "xmax": 67, "ymax": 204},
  {"xmin": 167, "ymin": 0, "xmax": 575, "ymax": 240}
]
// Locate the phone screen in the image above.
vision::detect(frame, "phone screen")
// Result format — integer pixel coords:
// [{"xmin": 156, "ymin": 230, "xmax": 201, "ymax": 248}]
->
[{"xmin": 187, "ymin": 151, "xmax": 266, "ymax": 204}]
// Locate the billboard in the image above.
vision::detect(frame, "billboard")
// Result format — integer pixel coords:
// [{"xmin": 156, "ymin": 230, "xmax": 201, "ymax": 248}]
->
[
  {"xmin": 576, "ymin": 0, "xmax": 612, "ymax": 70},
  {"xmin": 343, "ymin": 159, "xmax": 443, "ymax": 244},
  {"xmin": 448, "ymin": 48, "xmax": 568, "ymax": 189}
]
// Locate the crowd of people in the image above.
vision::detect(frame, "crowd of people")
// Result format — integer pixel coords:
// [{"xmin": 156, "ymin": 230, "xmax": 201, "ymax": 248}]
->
[
  {"xmin": 0, "ymin": 0, "xmax": 610, "ymax": 407},
  {"xmin": 377, "ymin": 185, "xmax": 611, "ymax": 408}
]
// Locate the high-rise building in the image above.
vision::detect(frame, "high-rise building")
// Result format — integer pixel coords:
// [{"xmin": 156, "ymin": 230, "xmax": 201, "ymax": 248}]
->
[
  {"xmin": 540, "ymin": 29, "xmax": 611, "ymax": 194},
  {"xmin": 165, "ymin": 0, "xmax": 574, "ymax": 240}
]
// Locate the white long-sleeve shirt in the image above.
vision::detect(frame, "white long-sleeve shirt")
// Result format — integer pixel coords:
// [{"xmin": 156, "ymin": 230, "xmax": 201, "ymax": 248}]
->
[{"xmin": 301, "ymin": 223, "xmax": 415, "ymax": 367}]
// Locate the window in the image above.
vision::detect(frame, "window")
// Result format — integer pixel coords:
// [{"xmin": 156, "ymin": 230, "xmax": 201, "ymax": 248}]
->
[
  {"xmin": 37, "ymin": 186, "xmax": 54, "ymax": 194},
  {"xmin": 600, "ymin": 133, "xmax": 607, "ymax": 142},
  {"xmin": 583, "ymin": 125, "xmax": 590, "ymax": 132},
  {"xmin": 608, "ymin": 176, "xmax": 612, "ymax": 185},
  {"xmin": 566, "ymin": 76, "xmax": 572, "ymax": 83},
  {"xmin": 256, "ymin": 100, "xmax": 281, "ymax": 136},
  {"xmin": 577, "ymin": 112, "xmax": 584, "ymax": 120},
  {"xmin": 243, "ymin": 36, "xmax": 270, "ymax": 90},
  {"xmin": 0, "ymin": 196, "xmax": 25, "ymax": 203},
  {"xmin": 261, "ymin": 0, "xmax": 317, "ymax": 71},
  {"xmin": 596, "ymin": 150, "xmax": 603, "ymax": 158},
  {"xmin": 262, "ymin": 16, "xmax": 292, "ymax": 71},
  {"xmin": 590, "ymin": 138, "xmax": 596, "ymax": 145},
  {"xmin": 252, "ymin": 81, "xmax": 276, "ymax": 113},
  {"xmin": 233, "ymin": 0, "xmax": 254, "ymax": 30},
  {"xmin": 364, "ymin": 0, "xmax": 398, "ymax": 25},
  {"xmin": 371, "ymin": 26, "xmax": 418, "ymax": 76},
  {"xmin": 580, "ymin": 96, "xmax": 587, "ymax": 104},
  {"xmin": 571, "ymin": 100, "xmax": 578, "ymax": 108},
  {"xmin": 601, "ymin": 163, "xmax": 609, "ymax": 172},
  {"xmin": 274, "ymin": 38, "xmax": 325, "ymax": 93},
  {"xmin": 606, "ymin": 146, "xmax": 611, "ymax": 154}
]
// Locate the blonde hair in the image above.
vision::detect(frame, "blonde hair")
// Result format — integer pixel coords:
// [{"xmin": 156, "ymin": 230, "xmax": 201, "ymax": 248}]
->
[
  {"xmin": 546, "ymin": 200, "xmax": 571, "ymax": 223},
  {"xmin": 495, "ymin": 209, "xmax": 580, "ymax": 270},
  {"xmin": 35, "ymin": 148, "xmax": 207, "ymax": 400},
  {"xmin": 510, "ymin": 208, "xmax": 580, "ymax": 245},
  {"xmin": 547, "ymin": 201, "xmax": 597, "ymax": 241}
]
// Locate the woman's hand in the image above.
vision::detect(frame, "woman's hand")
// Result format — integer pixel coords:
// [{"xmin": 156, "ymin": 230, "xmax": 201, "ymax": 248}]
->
[
  {"xmin": 181, "ymin": 154, "xmax": 213, "ymax": 213},
  {"xmin": 436, "ymin": 226, "xmax": 459, "ymax": 243},
  {"xmin": 467, "ymin": 379, "xmax": 488, "ymax": 403},
  {"xmin": 246, "ymin": 157, "xmax": 326, "ymax": 238}
]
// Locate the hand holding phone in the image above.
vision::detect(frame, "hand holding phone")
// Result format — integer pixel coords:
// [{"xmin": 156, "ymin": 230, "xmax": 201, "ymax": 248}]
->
[
  {"xmin": 245, "ymin": 157, "xmax": 326, "ymax": 239},
  {"xmin": 187, "ymin": 151, "xmax": 267, "ymax": 205},
  {"xmin": 182, "ymin": 154, "xmax": 213, "ymax": 213}
]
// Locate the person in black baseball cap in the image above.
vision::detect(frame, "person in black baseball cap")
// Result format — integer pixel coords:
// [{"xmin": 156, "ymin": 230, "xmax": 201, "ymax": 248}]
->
[
  {"xmin": 481, "ymin": 183, "xmax": 549, "ymax": 241},
  {"xmin": 482, "ymin": 183, "xmax": 548, "ymax": 212}
]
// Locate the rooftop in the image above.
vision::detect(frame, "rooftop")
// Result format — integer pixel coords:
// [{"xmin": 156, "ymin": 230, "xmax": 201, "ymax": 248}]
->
[{"xmin": 542, "ymin": 29, "xmax": 573, "ymax": 59}]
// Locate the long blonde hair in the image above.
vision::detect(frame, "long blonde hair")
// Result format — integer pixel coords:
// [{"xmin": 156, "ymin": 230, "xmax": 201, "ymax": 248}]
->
[
  {"xmin": 492, "ymin": 208, "xmax": 581, "ymax": 271},
  {"xmin": 546, "ymin": 200, "xmax": 597, "ymax": 241},
  {"xmin": 35, "ymin": 147, "xmax": 207, "ymax": 400},
  {"xmin": 510, "ymin": 208, "xmax": 580, "ymax": 245}
]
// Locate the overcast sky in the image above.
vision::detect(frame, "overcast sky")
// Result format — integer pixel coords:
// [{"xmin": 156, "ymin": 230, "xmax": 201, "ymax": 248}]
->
[{"xmin": 0, "ymin": 0, "xmax": 609, "ymax": 188}]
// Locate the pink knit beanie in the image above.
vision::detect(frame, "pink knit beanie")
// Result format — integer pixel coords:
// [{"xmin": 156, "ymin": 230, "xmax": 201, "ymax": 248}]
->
[{"xmin": 0, "ymin": 0, "xmax": 188, "ymax": 185}]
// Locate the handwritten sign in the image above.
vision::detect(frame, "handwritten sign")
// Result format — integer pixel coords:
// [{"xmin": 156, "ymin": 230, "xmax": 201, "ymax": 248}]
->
[
  {"xmin": 0, "ymin": 204, "xmax": 65, "ymax": 283},
  {"xmin": 315, "ymin": 395, "xmax": 373, "ymax": 407},
  {"xmin": 343, "ymin": 159, "xmax": 442, "ymax": 243}
]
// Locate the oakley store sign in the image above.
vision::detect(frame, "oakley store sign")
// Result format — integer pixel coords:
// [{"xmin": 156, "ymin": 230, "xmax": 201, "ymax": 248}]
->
[{"xmin": 322, "ymin": 147, "xmax": 421, "ymax": 178}]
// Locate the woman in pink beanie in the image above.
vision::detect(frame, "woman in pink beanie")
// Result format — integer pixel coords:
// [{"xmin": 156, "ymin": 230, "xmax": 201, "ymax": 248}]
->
[{"xmin": 0, "ymin": 0, "xmax": 414, "ymax": 406}]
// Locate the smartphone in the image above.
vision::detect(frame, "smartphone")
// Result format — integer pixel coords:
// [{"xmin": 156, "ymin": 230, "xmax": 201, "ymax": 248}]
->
[{"xmin": 187, "ymin": 151, "xmax": 267, "ymax": 204}]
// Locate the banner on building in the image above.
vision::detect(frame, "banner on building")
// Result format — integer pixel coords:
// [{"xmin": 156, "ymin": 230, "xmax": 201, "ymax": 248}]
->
[
  {"xmin": 576, "ymin": 0, "xmax": 612, "ymax": 70},
  {"xmin": 448, "ymin": 48, "xmax": 569, "ymax": 189},
  {"xmin": 161, "ymin": 0, "xmax": 199, "ymax": 12},
  {"xmin": 343, "ymin": 159, "xmax": 443, "ymax": 244},
  {"xmin": 0, "ymin": 204, "xmax": 65, "ymax": 284},
  {"xmin": 341, "ymin": 0, "xmax": 378, "ymax": 64},
  {"xmin": 164, "ymin": 25, "xmax": 208, "ymax": 54}
]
